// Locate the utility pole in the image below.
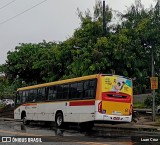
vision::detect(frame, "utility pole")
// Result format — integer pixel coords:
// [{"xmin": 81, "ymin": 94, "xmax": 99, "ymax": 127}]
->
[
  {"xmin": 156, "ymin": 0, "xmax": 160, "ymax": 12},
  {"xmin": 151, "ymin": 44, "xmax": 156, "ymax": 121},
  {"xmin": 102, "ymin": 0, "xmax": 106, "ymax": 36},
  {"xmin": 158, "ymin": 0, "xmax": 160, "ymax": 9},
  {"xmin": 152, "ymin": 0, "xmax": 160, "ymax": 121}
]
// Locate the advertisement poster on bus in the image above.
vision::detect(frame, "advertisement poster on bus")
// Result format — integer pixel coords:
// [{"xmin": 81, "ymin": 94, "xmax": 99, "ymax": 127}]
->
[{"xmin": 102, "ymin": 76, "xmax": 132, "ymax": 96}]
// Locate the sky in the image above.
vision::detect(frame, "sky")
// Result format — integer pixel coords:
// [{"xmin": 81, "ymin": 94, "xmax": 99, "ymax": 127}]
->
[{"xmin": 0, "ymin": 0, "xmax": 157, "ymax": 64}]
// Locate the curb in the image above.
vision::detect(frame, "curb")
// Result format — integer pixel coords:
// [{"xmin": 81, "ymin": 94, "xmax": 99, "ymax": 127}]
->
[
  {"xmin": 94, "ymin": 124, "xmax": 159, "ymax": 132},
  {"xmin": 0, "ymin": 117, "xmax": 14, "ymax": 121}
]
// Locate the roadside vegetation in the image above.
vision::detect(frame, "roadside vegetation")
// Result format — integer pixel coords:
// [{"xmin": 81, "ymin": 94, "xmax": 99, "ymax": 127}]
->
[
  {"xmin": 144, "ymin": 93, "xmax": 160, "ymax": 107},
  {"xmin": 0, "ymin": 103, "xmax": 5, "ymax": 110},
  {"xmin": 0, "ymin": 0, "xmax": 160, "ymax": 100},
  {"xmin": 156, "ymin": 116, "xmax": 160, "ymax": 124},
  {"xmin": 133, "ymin": 102, "xmax": 146, "ymax": 109}
]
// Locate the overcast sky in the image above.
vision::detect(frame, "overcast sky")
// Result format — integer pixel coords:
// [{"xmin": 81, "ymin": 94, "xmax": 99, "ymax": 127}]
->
[{"xmin": 0, "ymin": 0, "xmax": 156, "ymax": 64}]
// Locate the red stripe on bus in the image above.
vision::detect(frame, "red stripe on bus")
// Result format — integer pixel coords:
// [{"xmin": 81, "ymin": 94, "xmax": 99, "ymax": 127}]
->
[
  {"xmin": 102, "ymin": 92, "xmax": 131, "ymax": 103},
  {"xmin": 22, "ymin": 103, "xmax": 37, "ymax": 106},
  {"xmin": 69, "ymin": 100, "xmax": 95, "ymax": 106}
]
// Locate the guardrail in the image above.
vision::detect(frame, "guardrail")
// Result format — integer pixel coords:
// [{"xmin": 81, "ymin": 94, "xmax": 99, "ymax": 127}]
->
[
  {"xmin": 133, "ymin": 108, "xmax": 152, "ymax": 114},
  {"xmin": 134, "ymin": 108, "xmax": 152, "ymax": 112}
]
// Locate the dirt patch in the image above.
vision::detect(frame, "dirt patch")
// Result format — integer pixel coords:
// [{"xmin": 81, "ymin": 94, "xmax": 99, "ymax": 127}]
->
[
  {"xmin": 132, "ymin": 112, "xmax": 160, "ymax": 127},
  {"xmin": 0, "ymin": 106, "xmax": 14, "ymax": 118}
]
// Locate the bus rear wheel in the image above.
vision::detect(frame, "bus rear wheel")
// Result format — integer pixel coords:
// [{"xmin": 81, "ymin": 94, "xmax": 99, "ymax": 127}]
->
[{"xmin": 55, "ymin": 112, "xmax": 64, "ymax": 128}]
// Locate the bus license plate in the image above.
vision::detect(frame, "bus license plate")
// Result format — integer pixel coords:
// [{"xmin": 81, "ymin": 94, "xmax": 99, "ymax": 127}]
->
[{"xmin": 113, "ymin": 117, "xmax": 120, "ymax": 120}]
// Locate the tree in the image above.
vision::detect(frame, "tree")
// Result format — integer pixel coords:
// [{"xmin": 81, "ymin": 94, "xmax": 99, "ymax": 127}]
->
[{"xmin": 0, "ymin": 0, "xmax": 160, "ymax": 95}]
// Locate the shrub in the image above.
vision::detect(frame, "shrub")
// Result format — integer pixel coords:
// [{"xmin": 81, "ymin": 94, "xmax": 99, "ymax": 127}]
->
[
  {"xmin": 0, "ymin": 103, "xmax": 6, "ymax": 112},
  {"xmin": 144, "ymin": 93, "xmax": 160, "ymax": 107}
]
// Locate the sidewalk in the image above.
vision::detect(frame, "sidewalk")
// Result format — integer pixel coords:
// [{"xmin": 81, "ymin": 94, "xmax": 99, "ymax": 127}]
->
[
  {"xmin": 95, "ymin": 122, "xmax": 160, "ymax": 132},
  {"xmin": 95, "ymin": 115, "xmax": 160, "ymax": 132},
  {"xmin": 0, "ymin": 117, "xmax": 15, "ymax": 121}
]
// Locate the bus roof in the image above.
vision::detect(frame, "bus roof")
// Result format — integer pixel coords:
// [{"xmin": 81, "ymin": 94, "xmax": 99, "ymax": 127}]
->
[
  {"xmin": 17, "ymin": 74, "xmax": 99, "ymax": 91},
  {"xmin": 17, "ymin": 74, "xmax": 130, "ymax": 91}
]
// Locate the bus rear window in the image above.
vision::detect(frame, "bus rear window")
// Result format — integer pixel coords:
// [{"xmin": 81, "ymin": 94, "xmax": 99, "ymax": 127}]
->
[
  {"xmin": 107, "ymin": 94, "xmax": 127, "ymax": 99},
  {"xmin": 102, "ymin": 92, "xmax": 131, "ymax": 102}
]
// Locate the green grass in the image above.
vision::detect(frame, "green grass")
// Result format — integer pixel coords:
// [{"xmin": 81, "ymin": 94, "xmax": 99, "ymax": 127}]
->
[
  {"xmin": 0, "ymin": 103, "xmax": 5, "ymax": 110},
  {"xmin": 133, "ymin": 102, "xmax": 146, "ymax": 108},
  {"xmin": 156, "ymin": 116, "xmax": 160, "ymax": 124}
]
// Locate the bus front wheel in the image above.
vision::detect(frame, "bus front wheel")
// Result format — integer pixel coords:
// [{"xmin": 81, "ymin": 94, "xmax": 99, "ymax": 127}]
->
[
  {"xmin": 22, "ymin": 113, "xmax": 30, "ymax": 125},
  {"xmin": 55, "ymin": 112, "xmax": 64, "ymax": 128}
]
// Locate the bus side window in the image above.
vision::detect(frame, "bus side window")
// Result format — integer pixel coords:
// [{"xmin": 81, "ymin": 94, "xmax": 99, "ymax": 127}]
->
[
  {"xmin": 28, "ymin": 89, "xmax": 37, "ymax": 102},
  {"xmin": 25, "ymin": 91, "xmax": 29, "ymax": 102},
  {"xmin": 21, "ymin": 91, "xmax": 26, "ymax": 103},
  {"xmin": 63, "ymin": 84, "xmax": 69, "ymax": 100},
  {"xmin": 16, "ymin": 91, "xmax": 21, "ymax": 104},
  {"xmin": 84, "ymin": 81, "xmax": 89, "ymax": 98},
  {"xmin": 89, "ymin": 79, "xmax": 97, "ymax": 98},
  {"xmin": 33, "ymin": 89, "xmax": 37, "ymax": 102},
  {"xmin": 57, "ymin": 85, "xmax": 63, "ymax": 100},
  {"xmin": 77, "ymin": 82, "xmax": 83, "ymax": 99},
  {"xmin": 70, "ymin": 83, "xmax": 79, "ymax": 99},
  {"xmin": 37, "ymin": 88, "xmax": 46, "ymax": 101},
  {"xmin": 48, "ymin": 86, "xmax": 57, "ymax": 101},
  {"xmin": 28, "ymin": 90, "xmax": 31, "ymax": 102},
  {"xmin": 83, "ymin": 79, "xmax": 97, "ymax": 99}
]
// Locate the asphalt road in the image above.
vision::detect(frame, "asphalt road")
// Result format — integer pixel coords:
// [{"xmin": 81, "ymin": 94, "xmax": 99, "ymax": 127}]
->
[
  {"xmin": 0, "ymin": 120, "xmax": 137, "ymax": 145},
  {"xmin": 1, "ymin": 119, "xmax": 160, "ymax": 145}
]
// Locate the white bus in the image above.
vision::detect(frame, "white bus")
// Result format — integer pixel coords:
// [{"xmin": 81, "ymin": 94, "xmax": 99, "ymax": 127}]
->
[{"xmin": 14, "ymin": 74, "xmax": 133, "ymax": 129}]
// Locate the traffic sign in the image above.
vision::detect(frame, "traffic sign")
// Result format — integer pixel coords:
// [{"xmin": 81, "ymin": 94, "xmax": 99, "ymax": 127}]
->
[{"xmin": 150, "ymin": 77, "xmax": 158, "ymax": 90}]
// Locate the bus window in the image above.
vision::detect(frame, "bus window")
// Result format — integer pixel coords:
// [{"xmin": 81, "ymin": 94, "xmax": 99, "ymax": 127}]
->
[
  {"xmin": 84, "ymin": 81, "xmax": 89, "ymax": 89},
  {"xmin": 63, "ymin": 84, "xmax": 69, "ymax": 99},
  {"xmin": 16, "ymin": 91, "xmax": 22, "ymax": 104},
  {"xmin": 48, "ymin": 86, "xmax": 57, "ymax": 100},
  {"xmin": 28, "ymin": 90, "xmax": 31, "ymax": 102},
  {"xmin": 28, "ymin": 89, "xmax": 37, "ymax": 102},
  {"xmin": 33, "ymin": 89, "xmax": 37, "ymax": 101},
  {"xmin": 21, "ymin": 91, "xmax": 26, "ymax": 103},
  {"xmin": 77, "ymin": 82, "xmax": 83, "ymax": 98},
  {"xmin": 25, "ymin": 91, "xmax": 29, "ymax": 102},
  {"xmin": 57, "ymin": 85, "xmax": 63, "ymax": 100},
  {"xmin": 89, "ymin": 79, "xmax": 97, "ymax": 98},
  {"xmin": 84, "ymin": 80, "xmax": 89, "ymax": 98},
  {"xmin": 70, "ymin": 83, "xmax": 79, "ymax": 99},
  {"xmin": 37, "ymin": 88, "xmax": 46, "ymax": 101},
  {"xmin": 83, "ymin": 79, "xmax": 96, "ymax": 99},
  {"xmin": 90, "ymin": 79, "xmax": 96, "ymax": 88}
]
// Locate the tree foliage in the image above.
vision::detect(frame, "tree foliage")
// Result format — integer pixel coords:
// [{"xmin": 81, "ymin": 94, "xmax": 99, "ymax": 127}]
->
[{"xmin": 0, "ymin": 0, "xmax": 160, "ymax": 97}]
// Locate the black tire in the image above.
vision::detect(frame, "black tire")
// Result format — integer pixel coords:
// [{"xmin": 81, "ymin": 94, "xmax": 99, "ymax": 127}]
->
[
  {"xmin": 55, "ymin": 112, "xmax": 64, "ymax": 128},
  {"xmin": 22, "ymin": 116, "xmax": 30, "ymax": 125},
  {"xmin": 79, "ymin": 122, "xmax": 94, "ymax": 131}
]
